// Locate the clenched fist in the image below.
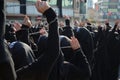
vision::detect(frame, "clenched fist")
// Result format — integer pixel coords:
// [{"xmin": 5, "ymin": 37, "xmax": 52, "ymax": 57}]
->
[{"xmin": 35, "ymin": 0, "xmax": 50, "ymax": 13}]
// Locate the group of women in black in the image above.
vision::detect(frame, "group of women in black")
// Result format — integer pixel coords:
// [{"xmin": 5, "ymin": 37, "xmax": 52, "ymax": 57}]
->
[{"xmin": 0, "ymin": 0, "xmax": 120, "ymax": 80}]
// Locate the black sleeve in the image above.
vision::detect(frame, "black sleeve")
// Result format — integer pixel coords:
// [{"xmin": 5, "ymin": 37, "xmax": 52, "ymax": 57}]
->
[
  {"xmin": 65, "ymin": 19, "xmax": 70, "ymax": 26},
  {"xmin": 17, "ymin": 8, "xmax": 60, "ymax": 80},
  {"xmin": 0, "ymin": 0, "xmax": 17, "ymax": 80},
  {"xmin": 69, "ymin": 48, "xmax": 91, "ymax": 79},
  {"xmin": 16, "ymin": 24, "xmax": 30, "ymax": 45}
]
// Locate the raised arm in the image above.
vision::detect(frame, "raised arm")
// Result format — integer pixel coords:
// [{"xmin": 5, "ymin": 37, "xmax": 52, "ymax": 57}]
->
[
  {"xmin": 36, "ymin": 0, "xmax": 60, "ymax": 78},
  {"xmin": 16, "ymin": 0, "xmax": 59, "ymax": 80},
  {"xmin": 68, "ymin": 36, "xmax": 91, "ymax": 80}
]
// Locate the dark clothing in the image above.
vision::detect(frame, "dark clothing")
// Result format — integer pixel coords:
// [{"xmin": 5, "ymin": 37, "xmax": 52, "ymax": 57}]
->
[
  {"xmin": 60, "ymin": 21, "xmax": 94, "ymax": 69},
  {"xmin": 63, "ymin": 48, "xmax": 91, "ymax": 80},
  {"xmin": 37, "ymin": 35, "xmax": 48, "ymax": 58},
  {"xmin": 0, "ymin": 0, "xmax": 16, "ymax": 80},
  {"xmin": 16, "ymin": 25, "xmax": 31, "ymax": 45},
  {"xmin": 0, "ymin": 40, "xmax": 17, "ymax": 80},
  {"xmin": 60, "ymin": 19, "xmax": 94, "ymax": 69},
  {"xmin": 74, "ymin": 27, "xmax": 94, "ymax": 69},
  {"xmin": 86, "ymin": 24, "xmax": 93, "ymax": 32},
  {"xmin": 61, "ymin": 19, "xmax": 74, "ymax": 38},
  {"xmin": 37, "ymin": 32, "xmax": 91, "ymax": 80},
  {"xmin": 16, "ymin": 24, "xmax": 38, "ymax": 52},
  {"xmin": 90, "ymin": 42, "xmax": 109, "ymax": 80},
  {"xmin": 105, "ymin": 25, "xmax": 120, "ymax": 80},
  {"xmin": 48, "ymin": 48, "xmax": 91, "ymax": 80},
  {"xmin": 16, "ymin": 8, "xmax": 60, "ymax": 80},
  {"xmin": 91, "ymin": 25, "xmax": 120, "ymax": 80},
  {"xmin": 5, "ymin": 24, "xmax": 17, "ymax": 42},
  {"xmin": 61, "ymin": 27, "xmax": 74, "ymax": 38},
  {"xmin": 9, "ymin": 41, "xmax": 36, "ymax": 70},
  {"xmin": 91, "ymin": 26, "xmax": 110, "ymax": 80}
]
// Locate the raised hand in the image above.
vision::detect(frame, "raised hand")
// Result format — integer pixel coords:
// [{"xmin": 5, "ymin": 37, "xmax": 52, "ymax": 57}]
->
[
  {"xmin": 35, "ymin": 0, "xmax": 50, "ymax": 13},
  {"xmin": 70, "ymin": 36, "xmax": 81, "ymax": 50},
  {"xmin": 64, "ymin": 15, "xmax": 70, "ymax": 20},
  {"xmin": 23, "ymin": 15, "xmax": 32, "ymax": 27},
  {"xmin": 13, "ymin": 21, "xmax": 22, "ymax": 32}
]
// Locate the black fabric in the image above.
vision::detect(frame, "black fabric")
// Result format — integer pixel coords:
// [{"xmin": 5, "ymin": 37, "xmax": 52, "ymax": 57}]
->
[
  {"xmin": 16, "ymin": 25, "xmax": 30, "ymax": 45},
  {"xmin": 65, "ymin": 19, "xmax": 70, "ymax": 26},
  {"xmin": 5, "ymin": 24, "xmax": 16, "ymax": 42},
  {"xmin": 60, "ymin": 35, "xmax": 70, "ymax": 48},
  {"xmin": 43, "ymin": 8, "xmax": 57, "ymax": 24},
  {"xmin": 16, "ymin": 8, "xmax": 60, "ymax": 80},
  {"xmin": 91, "ymin": 26, "xmax": 110, "ymax": 80},
  {"xmin": 105, "ymin": 25, "xmax": 120, "ymax": 80},
  {"xmin": 59, "ymin": 35, "xmax": 74, "ymax": 62},
  {"xmin": 74, "ymin": 27, "xmax": 94, "ymax": 69},
  {"xmin": 16, "ymin": 24, "xmax": 38, "ymax": 52},
  {"xmin": 0, "ymin": 0, "xmax": 17, "ymax": 80},
  {"xmin": 59, "ymin": 18, "xmax": 94, "ymax": 69},
  {"xmin": 9, "ymin": 41, "xmax": 35, "ymax": 70},
  {"xmin": 48, "ymin": 35, "xmax": 91, "ymax": 80},
  {"xmin": 37, "ymin": 35, "xmax": 48, "ymax": 58},
  {"xmin": 91, "ymin": 24, "xmax": 120, "ymax": 80},
  {"xmin": 61, "ymin": 27, "xmax": 74, "ymax": 38},
  {"xmin": 86, "ymin": 23, "xmax": 93, "ymax": 32},
  {"xmin": 48, "ymin": 48, "xmax": 91, "ymax": 80}
]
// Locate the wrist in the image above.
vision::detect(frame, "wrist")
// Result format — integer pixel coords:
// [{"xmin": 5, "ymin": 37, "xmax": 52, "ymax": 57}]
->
[
  {"xmin": 43, "ymin": 8, "xmax": 57, "ymax": 23},
  {"xmin": 73, "ymin": 48, "xmax": 81, "ymax": 53}
]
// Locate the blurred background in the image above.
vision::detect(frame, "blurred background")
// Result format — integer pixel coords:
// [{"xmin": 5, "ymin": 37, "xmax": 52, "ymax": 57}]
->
[{"xmin": 6, "ymin": 0, "xmax": 120, "ymax": 25}]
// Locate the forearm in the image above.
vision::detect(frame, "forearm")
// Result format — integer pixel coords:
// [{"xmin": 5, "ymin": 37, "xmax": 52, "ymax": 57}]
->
[
  {"xmin": 16, "ymin": 24, "xmax": 30, "ymax": 45},
  {"xmin": 70, "ymin": 48, "xmax": 91, "ymax": 78},
  {"xmin": 17, "ymin": 7, "xmax": 60, "ymax": 80},
  {"xmin": 41, "ymin": 7, "xmax": 59, "ymax": 73}
]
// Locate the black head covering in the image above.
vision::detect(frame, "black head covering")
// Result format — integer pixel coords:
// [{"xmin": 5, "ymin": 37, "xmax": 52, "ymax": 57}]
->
[
  {"xmin": 60, "ymin": 35, "xmax": 74, "ymax": 61},
  {"xmin": 9, "ymin": 41, "xmax": 35, "ymax": 70},
  {"xmin": 37, "ymin": 35, "xmax": 48, "ymax": 58},
  {"xmin": 5, "ymin": 23, "xmax": 16, "ymax": 42},
  {"xmin": 37, "ymin": 35, "xmax": 74, "ymax": 61},
  {"xmin": 61, "ymin": 27, "xmax": 74, "ymax": 38}
]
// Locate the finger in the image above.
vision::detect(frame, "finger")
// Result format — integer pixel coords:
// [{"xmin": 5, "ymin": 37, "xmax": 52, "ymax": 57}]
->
[
  {"xmin": 72, "ymin": 36, "xmax": 76, "ymax": 39},
  {"xmin": 70, "ymin": 36, "xmax": 75, "ymax": 41},
  {"xmin": 24, "ymin": 16, "xmax": 27, "ymax": 21},
  {"xmin": 36, "ymin": 0, "xmax": 41, "ymax": 9}
]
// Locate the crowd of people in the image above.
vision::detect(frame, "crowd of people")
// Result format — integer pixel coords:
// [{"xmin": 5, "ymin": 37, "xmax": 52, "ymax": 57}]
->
[{"xmin": 0, "ymin": 0, "xmax": 120, "ymax": 80}]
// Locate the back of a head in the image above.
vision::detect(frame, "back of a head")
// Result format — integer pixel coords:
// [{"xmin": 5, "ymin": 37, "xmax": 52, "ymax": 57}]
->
[
  {"xmin": 9, "ymin": 41, "xmax": 35, "ymax": 70},
  {"xmin": 37, "ymin": 35, "xmax": 74, "ymax": 61},
  {"xmin": 5, "ymin": 24, "xmax": 16, "ymax": 42},
  {"xmin": 61, "ymin": 27, "xmax": 74, "ymax": 38},
  {"xmin": 60, "ymin": 35, "xmax": 74, "ymax": 61},
  {"xmin": 37, "ymin": 35, "xmax": 48, "ymax": 58}
]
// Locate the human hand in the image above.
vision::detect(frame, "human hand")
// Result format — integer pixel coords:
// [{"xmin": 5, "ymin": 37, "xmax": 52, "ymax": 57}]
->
[
  {"xmin": 39, "ymin": 27, "xmax": 47, "ymax": 35},
  {"xmin": 69, "ymin": 36, "xmax": 80, "ymax": 50},
  {"xmin": 116, "ymin": 21, "xmax": 120, "ymax": 30},
  {"xmin": 63, "ymin": 15, "xmax": 70, "ymax": 20},
  {"xmin": 23, "ymin": 15, "xmax": 32, "ymax": 27},
  {"xmin": 35, "ymin": 0, "xmax": 50, "ymax": 14},
  {"xmin": 13, "ymin": 21, "xmax": 22, "ymax": 32}
]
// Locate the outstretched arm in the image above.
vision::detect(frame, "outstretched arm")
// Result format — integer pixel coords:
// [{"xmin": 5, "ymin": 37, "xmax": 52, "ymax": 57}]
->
[
  {"xmin": 36, "ymin": 0, "xmax": 60, "ymax": 78},
  {"xmin": 16, "ymin": 0, "xmax": 59, "ymax": 80}
]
